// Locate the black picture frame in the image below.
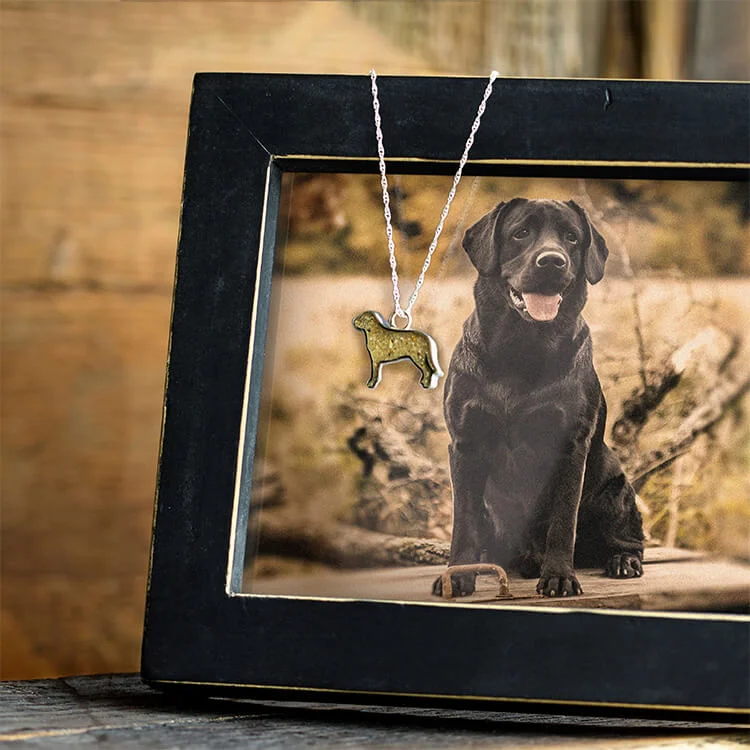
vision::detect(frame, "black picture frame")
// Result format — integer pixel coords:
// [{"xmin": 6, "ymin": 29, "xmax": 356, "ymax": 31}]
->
[{"xmin": 142, "ymin": 73, "xmax": 750, "ymax": 720}]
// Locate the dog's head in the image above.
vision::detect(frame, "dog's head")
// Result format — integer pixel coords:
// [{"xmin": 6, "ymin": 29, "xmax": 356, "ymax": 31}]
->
[
  {"xmin": 462, "ymin": 198, "xmax": 608, "ymax": 323},
  {"xmin": 352, "ymin": 310, "xmax": 381, "ymax": 331}
]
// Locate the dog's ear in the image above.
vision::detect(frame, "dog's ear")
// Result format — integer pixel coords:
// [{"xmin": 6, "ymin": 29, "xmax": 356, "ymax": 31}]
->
[
  {"xmin": 463, "ymin": 198, "xmax": 525, "ymax": 275},
  {"xmin": 566, "ymin": 200, "xmax": 608, "ymax": 284}
]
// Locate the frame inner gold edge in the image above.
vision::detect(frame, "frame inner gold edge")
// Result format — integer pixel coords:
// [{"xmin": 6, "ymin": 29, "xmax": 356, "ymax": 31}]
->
[
  {"xmin": 276, "ymin": 155, "xmax": 750, "ymax": 169},
  {"xmin": 223, "ymin": 156, "xmax": 749, "ymax": 624},
  {"xmin": 225, "ymin": 160, "xmax": 748, "ymax": 624}
]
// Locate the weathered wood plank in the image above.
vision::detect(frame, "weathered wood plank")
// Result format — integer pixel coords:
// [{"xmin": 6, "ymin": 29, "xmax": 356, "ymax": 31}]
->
[
  {"xmin": 0, "ymin": 674, "xmax": 742, "ymax": 746},
  {"xmin": 642, "ymin": 0, "xmax": 690, "ymax": 80},
  {"xmin": 1, "ymin": 104, "xmax": 185, "ymax": 288},
  {"xmin": 691, "ymin": 0, "xmax": 750, "ymax": 80},
  {"xmin": 1, "ymin": 2, "xmax": 435, "ymax": 289},
  {"xmin": 352, "ymin": 0, "xmax": 607, "ymax": 77},
  {"xmin": 2, "ymin": 291, "xmax": 168, "ymax": 568},
  {"xmin": 251, "ymin": 549, "xmax": 750, "ymax": 612},
  {"xmin": 1, "ymin": 291, "xmax": 169, "ymax": 677},
  {"xmin": 1, "ymin": 3, "xmax": 431, "ymax": 111}
]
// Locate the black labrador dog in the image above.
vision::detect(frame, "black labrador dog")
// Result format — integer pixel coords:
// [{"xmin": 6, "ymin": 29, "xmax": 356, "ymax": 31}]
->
[{"xmin": 433, "ymin": 198, "xmax": 644, "ymax": 598}]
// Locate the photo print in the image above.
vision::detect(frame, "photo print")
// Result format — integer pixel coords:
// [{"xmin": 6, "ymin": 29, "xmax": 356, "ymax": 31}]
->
[{"xmin": 241, "ymin": 171, "xmax": 750, "ymax": 613}]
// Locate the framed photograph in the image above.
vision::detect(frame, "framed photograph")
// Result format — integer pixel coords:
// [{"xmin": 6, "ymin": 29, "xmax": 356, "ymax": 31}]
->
[{"xmin": 142, "ymin": 73, "xmax": 750, "ymax": 719}]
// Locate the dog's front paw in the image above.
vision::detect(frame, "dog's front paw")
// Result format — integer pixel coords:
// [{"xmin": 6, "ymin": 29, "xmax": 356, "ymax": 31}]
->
[
  {"xmin": 432, "ymin": 572, "xmax": 476, "ymax": 598},
  {"xmin": 536, "ymin": 569, "xmax": 583, "ymax": 597},
  {"xmin": 606, "ymin": 553, "xmax": 643, "ymax": 579}
]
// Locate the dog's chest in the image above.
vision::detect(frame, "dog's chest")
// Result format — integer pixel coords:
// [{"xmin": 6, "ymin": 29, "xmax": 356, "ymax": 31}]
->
[
  {"xmin": 481, "ymin": 379, "xmax": 517, "ymax": 415},
  {"xmin": 481, "ymin": 377, "xmax": 572, "ymax": 448},
  {"xmin": 482, "ymin": 376, "xmax": 561, "ymax": 415}
]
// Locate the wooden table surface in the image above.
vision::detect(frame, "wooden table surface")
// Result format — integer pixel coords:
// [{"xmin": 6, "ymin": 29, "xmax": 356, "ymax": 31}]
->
[
  {"xmin": 251, "ymin": 548, "xmax": 750, "ymax": 612},
  {"xmin": 0, "ymin": 674, "xmax": 746, "ymax": 748}
]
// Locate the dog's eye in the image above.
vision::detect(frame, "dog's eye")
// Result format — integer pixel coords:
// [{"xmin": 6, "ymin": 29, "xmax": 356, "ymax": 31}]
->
[
  {"xmin": 512, "ymin": 227, "xmax": 529, "ymax": 240},
  {"xmin": 565, "ymin": 232, "xmax": 578, "ymax": 244}
]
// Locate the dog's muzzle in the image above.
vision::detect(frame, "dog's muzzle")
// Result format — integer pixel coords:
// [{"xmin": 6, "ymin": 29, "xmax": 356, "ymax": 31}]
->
[{"xmin": 535, "ymin": 250, "xmax": 568, "ymax": 269}]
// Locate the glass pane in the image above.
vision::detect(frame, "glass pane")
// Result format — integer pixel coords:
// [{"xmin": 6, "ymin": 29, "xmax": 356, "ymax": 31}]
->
[{"xmin": 240, "ymin": 172, "xmax": 750, "ymax": 614}]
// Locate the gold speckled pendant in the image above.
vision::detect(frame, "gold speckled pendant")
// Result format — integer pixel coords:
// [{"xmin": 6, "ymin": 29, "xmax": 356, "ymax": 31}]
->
[
  {"xmin": 353, "ymin": 311, "xmax": 443, "ymax": 390},
  {"xmin": 362, "ymin": 71, "xmax": 496, "ymax": 393}
]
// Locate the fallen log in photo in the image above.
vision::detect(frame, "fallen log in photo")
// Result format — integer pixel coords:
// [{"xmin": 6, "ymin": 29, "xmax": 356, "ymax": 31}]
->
[
  {"xmin": 627, "ymin": 370, "xmax": 750, "ymax": 491},
  {"xmin": 256, "ymin": 512, "xmax": 449, "ymax": 569}
]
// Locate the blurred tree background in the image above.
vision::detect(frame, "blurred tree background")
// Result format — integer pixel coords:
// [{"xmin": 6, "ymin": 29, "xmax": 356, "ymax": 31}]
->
[
  {"xmin": 277, "ymin": 175, "xmax": 749, "ymax": 276},
  {"xmin": 1, "ymin": 0, "xmax": 748, "ymax": 680}
]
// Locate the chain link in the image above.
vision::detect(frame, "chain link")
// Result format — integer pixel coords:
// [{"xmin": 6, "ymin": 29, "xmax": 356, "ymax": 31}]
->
[{"xmin": 370, "ymin": 69, "xmax": 498, "ymax": 322}]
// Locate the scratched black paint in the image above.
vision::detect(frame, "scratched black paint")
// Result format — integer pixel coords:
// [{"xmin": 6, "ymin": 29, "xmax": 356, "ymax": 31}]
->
[{"xmin": 142, "ymin": 74, "xmax": 749, "ymax": 719}]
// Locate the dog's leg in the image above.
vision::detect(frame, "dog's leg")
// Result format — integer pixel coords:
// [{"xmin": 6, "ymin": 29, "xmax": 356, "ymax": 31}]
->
[
  {"xmin": 416, "ymin": 352, "xmax": 435, "ymax": 389},
  {"xmin": 513, "ymin": 533, "xmax": 545, "ymax": 579},
  {"xmin": 578, "ymin": 461, "xmax": 644, "ymax": 578},
  {"xmin": 577, "ymin": 411, "xmax": 645, "ymax": 578},
  {"xmin": 366, "ymin": 354, "xmax": 382, "ymax": 388},
  {"xmin": 602, "ymin": 460, "xmax": 645, "ymax": 579},
  {"xmin": 536, "ymin": 448, "xmax": 590, "ymax": 598},
  {"xmin": 432, "ymin": 440, "xmax": 491, "ymax": 597}
]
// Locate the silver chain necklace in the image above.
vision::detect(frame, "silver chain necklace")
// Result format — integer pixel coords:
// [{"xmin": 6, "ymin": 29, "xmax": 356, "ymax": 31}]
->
[
  {"xmin": 353, "ymin": 70, "xmax": 499, "ymax": 390},
  {"xmin": 372, "ymin": 68, "xmax": 498, "ymax": 329}
]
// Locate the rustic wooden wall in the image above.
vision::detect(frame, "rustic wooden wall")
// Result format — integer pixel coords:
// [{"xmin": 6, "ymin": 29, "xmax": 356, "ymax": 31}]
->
[
  {"xmin": 354, "ymin": 0, "xmax": 749, "ymax": 81},
  {"xmin": 0, "ymin": 1, "xmax": 432, "ymax": 680},
  {"xmin": 352, "ymin": 0, "xmax": 607, "ymax": 77}
]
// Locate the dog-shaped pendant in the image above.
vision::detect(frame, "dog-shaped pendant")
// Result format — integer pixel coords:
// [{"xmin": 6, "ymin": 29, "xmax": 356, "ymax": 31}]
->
[{"xmin": 353, "ymin": 311, "xmax": 443, "ymax": 389}]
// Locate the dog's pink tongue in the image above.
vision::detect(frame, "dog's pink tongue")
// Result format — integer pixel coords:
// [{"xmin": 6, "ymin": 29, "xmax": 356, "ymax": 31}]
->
[{"xmin": 522, "ymin": 293, "xmax": 562, "ymax": 321}]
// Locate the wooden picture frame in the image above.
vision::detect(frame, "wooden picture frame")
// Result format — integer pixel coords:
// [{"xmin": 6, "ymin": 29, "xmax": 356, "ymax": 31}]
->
[{"xmin": 142, "ymin": 73, "xmax": 749, "ymax": 719}]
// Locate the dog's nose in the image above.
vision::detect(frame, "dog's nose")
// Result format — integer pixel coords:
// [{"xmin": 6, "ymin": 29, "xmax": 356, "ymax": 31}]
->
[{"xmin": 535, "ymin": 250, "xmax": 568, "ymax": 269}]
